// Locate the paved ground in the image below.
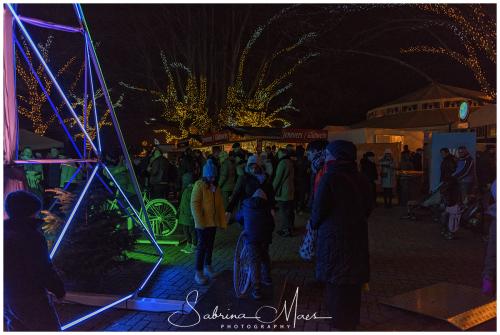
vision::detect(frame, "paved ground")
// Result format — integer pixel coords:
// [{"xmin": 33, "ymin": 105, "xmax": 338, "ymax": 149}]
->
[{"xmin": 55, "ymin": 203, "xmax": 495, "ymax": 331}]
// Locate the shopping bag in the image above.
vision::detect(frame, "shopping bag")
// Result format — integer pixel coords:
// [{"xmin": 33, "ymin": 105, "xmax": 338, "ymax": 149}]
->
[
  {"xmin": 446, "ymin": 205, "xmax": 461, "ymax": 233},
  {"xmin": 299, "ymin": 220, "xmax": 317, "ymax": 261}
]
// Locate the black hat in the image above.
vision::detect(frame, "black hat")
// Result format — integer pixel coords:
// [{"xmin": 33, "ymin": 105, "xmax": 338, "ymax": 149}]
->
[{"xmin": 326, "ymin": 140, "xmax": 357, "ymax": 162}]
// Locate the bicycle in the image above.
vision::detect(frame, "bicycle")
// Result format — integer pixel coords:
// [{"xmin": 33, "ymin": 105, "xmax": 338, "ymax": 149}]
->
[
  {"xmin": 104, "ymin": 189, "xmax": 178, "ymax": 238},
  {"xmin": 233, "ymin": 231, "xmax": 252, "ymax": 298}
]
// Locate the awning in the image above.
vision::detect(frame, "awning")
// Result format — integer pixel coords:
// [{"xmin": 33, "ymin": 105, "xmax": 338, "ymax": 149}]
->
[{"xmin": 18, "ymin": 128, "xmax": 64, "ymax": 151}]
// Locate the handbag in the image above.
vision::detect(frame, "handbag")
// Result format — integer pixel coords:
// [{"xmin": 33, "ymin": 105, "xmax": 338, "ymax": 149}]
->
[{"xmin": 299, "ymin": 220, "xmax": 317, "ymax": 261}]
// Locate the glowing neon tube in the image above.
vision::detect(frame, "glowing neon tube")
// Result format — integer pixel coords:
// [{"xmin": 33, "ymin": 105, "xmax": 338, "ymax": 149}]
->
[
  {"xmin": 61, "ymin": 294, "xmax": 134, "ymax": 330},
  {"xmin": 49, "ymin": 165, "xmax": 99, "ymax": 259},
  {"xmin": 19, "ymin": 15, "xmax": 83, "ymax": 33},
  {"xmin": 13, "ymin": 37, "xmax": 83, "ymax": 158},
  {"xmin": 7, "ymin": 4, "xmax": 98, "ymax": 155},
  {"xmin": 86, "ymin": 37, "xmax": 101, "ymax": 152}
]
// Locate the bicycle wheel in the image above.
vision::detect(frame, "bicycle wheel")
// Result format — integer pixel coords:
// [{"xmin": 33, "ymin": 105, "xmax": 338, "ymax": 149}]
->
[
  {"xmin": 145, "ymin": 199, "xmax": 178, "ymax": 237},
  {"xmin": 233, "ymin": 232, "xmax": 252, "ymax": 298}
]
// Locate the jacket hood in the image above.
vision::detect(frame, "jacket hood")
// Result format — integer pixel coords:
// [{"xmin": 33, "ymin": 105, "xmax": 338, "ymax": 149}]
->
[{"xmin": 219, "ymin": 151, "xmax": 229, "ymax": 163}]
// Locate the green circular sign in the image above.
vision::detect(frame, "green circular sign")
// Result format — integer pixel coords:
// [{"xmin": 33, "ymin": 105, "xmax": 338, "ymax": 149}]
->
[{"xmin": 459, "ymin": 102, "xmax": 469, "ymax": 121}]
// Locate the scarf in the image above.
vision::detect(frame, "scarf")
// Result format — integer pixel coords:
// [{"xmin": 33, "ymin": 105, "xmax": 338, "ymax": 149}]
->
[{"xmin": 311, "ymin": 151, "xmax": 325, "ymax": 174}]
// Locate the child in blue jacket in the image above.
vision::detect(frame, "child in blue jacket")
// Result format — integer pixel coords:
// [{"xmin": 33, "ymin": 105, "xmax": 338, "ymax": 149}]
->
[{"xmin": 236, "ymin": 188, "xmax": 274, "ymax": 300}]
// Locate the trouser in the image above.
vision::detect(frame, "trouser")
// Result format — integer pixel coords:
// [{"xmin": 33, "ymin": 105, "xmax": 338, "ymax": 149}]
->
[
  {"xmin": 4, "ymin": 294, "xmax": 61, "ymax": 331},
  {"xmin": 370, "ymin": 181, "xmax": 377, "ymax": 206},
  {"xmin": 183, "ymin": 225, "xmax": 197, "ymax": 245},
  {"xmin": 221, "ymin": 190, "xmax": 233, "ymax": 210},
  {"xmin": 245, "ymin": 242, "xmax": 271, "ymax": 286},
  {"xmin": 277, "ymin": 200, "xmax": 295, "ymax": 232},
  {"xmin": 295, "ymin": 185, "xmax": 307, "ymax": 212},
  {"xmin": 195, "ymin": 227, "xmax": 217, "ymax": 271},
  {"xmin": 326, "ymin": 283, "xmax": 362, "ymax": 331},
  {"xmin": 150, "ymin": 184, "xmax": 167, "ymax": 199},
  {"xmin": 459, "ymin": 181, "xmax": 474, "ymax": 205},
  {"xmin": 383, "ymin": 188, "xmax": 393, "ymax": 207}
]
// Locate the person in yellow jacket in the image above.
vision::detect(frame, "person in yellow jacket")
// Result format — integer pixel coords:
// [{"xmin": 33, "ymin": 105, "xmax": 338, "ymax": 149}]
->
[{"xmin": 191, "ymin": 159, "xmax": 227, "ymax": 285}]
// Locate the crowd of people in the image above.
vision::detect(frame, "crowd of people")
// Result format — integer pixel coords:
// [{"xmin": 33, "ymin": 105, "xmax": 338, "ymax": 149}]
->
[{"xmin": 4, "ymin": 139, "xmax": 496, "ymax": 331}]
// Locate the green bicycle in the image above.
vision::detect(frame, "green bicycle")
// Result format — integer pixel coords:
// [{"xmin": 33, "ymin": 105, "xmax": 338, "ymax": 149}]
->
[{"xmin": 105, "ymin": 190, "xmax": 178, "ymax": 238}]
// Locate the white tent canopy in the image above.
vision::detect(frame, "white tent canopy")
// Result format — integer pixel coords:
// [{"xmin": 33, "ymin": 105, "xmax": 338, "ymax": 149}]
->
[{"xmin": 18, "ymin": 128, "xmax": 64, "ymax": 151}]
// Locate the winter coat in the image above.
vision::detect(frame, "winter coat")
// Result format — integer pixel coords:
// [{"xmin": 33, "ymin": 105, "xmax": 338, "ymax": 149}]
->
[
  {"xmin": 218, "ymin": 158, "xmax": 236, "ymax": 193},
  {"xmin": 178, "ymin": 184, "xmax": 194, "ymax": 226},
  {"xmin": 453, "ymin": 153, "xmax": 475, "ymax": 184},
  {"xmin": 273, "ymin": 156, "xmax": 295, "ymax": 201},
  {"xmin": 191, "ymin": 180, "xmax": 227, "ymax": 229},
  {"xmin": 294, "ymin": 156, "xmax": 310, "ymax": 192},
  {"xmin": 360, "ymin": 158, "xmax": 378, "ymax": 182},
  {"xmin": 226, "ymin": 173, "xmax": 275, "ymax": 212},
  {"xmin": 440, "ymin": 155, "xmax": 457, "ymax": 182},
  {"xmin": 149, "ymin": 156, "xmax": 167, "ymax": 185},
  {"xmin": 4, "ymin": 218, "xmax": 65, "ymax": 301},
  {"xmin": 310, "ymin": 161, "xmax": 373, "ymax": 286},
  {"xmin": 236, "ymin": 197, "xmax": 275, "ymax": 244},
  {"xmin": 379, "ymin": 157, "xmax": 395, "ymax": 188}
]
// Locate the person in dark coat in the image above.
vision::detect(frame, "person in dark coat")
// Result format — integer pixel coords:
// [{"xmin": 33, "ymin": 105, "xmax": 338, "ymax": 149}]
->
[
  {"xmin": 4, "ymin": 191, "xmax": 65, "ymax": 331},
  {"xmin": 226, "ymin": 155, "xmax": 275, "ymax": 214},
  {"xmin": 439, "ymin": 148, "xmax": 457, "ymax": 183},
  {"xmin": 294, "ymin": 145, "xmax": 310, "ymax": 213},
  {"xmin": 306, "ymin": 140, "xmax": 329, "ymax": 208},
  {"xmin": 235, "ymin": 188, "xmax": 274, "ymax": 300},
  {"xmin": 147, "ymin": 148, "xmax": 168, "ymax": 199},
  {"xmin": 310, "ymin": 140, "xmax": 373, "ymax": 330},
  {"xmin": 360, "ymin": 151, "xmax": 378, "ymax": 207}
]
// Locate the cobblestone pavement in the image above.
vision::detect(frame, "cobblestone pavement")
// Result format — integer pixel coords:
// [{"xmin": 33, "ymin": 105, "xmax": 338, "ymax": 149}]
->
[{"xmin": 56, "ymin": 205, "xmax": 495, "ymax": 331}]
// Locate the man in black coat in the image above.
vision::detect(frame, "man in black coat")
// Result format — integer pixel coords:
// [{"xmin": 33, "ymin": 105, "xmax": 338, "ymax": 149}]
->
[
  {"xmin": 439, "ymin": 148, "xmax": 457, "ymax": 183},
  {"xmin": 360, "ymin": 151, "xmax": 378, "ymax": 207},
  {"xmin": 4, "ymin": 191, "xmax": 66, "ymax": 331},
  {"xmin": 310, "ymin": 140, "xmax": 373, "ymax": 330}
]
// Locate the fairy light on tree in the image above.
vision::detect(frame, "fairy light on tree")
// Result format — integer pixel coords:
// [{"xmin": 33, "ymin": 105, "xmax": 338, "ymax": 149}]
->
[
  {"xmin": 401, "ymin": 4, "xmax": 496, "ymax": 98},
  {"xmin": 64, "ymin": 89, "xmax": 124, "ymax": 150},
  {"xmin": 121, "ymin": 5, "xmax": 318, "ymax": 138},
  {"xmin": 16, "ymin": 35, "xmax": 80, "ymax": 135}
]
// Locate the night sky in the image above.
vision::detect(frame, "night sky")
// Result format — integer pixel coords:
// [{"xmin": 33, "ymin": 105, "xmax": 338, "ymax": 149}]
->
[{"xmin": 15, "ymin": 4, "xmax": 496, "ymax": 148}]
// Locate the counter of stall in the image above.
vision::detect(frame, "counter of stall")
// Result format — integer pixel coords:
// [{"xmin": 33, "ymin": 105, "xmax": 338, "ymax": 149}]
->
[{"xmin": 192, "ymin": 127, "xmax": 329, "ymax": 154}]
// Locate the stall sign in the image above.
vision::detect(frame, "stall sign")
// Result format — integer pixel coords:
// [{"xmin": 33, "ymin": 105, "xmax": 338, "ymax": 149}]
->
[
  {"xmin": 201, "ymin": 131, "xmax": 230, "ymax": 144},
  {"xmin": 282, "ymin": 128, "xmax": 328, "ymax": 142}
]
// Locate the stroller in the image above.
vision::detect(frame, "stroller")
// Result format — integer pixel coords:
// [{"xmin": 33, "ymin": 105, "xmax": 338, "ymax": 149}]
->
[{"xmin": 402, "ymin": 179, "xmax": 485, "ymax": 239}]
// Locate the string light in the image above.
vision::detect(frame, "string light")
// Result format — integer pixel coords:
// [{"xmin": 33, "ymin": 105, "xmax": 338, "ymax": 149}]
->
[
  {"xmin": 16, "ymin": 35, "xmax": 80, "ymax": 135},
  {"xmin": 64, "ymin": 89, "xmax": 122, "ymax": 150},
  {"xmin": 121, "ymin": 6, "xmax": 317, "ymax": 134},
  {"xmin": 402, "ymin": 4, "xmax": 495, "ymax": 99}
]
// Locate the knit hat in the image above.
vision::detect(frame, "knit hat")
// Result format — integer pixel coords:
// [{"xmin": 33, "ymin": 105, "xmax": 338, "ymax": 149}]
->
[
  {"xmin": 252, "ymin": 188, "xmax": 267, "ymax": 200},
  {"xmin": 246, "ymin": 154, "xmax": 259, "ymax": 168},
  {"xmin": 5, "ymin": 190, "xmax": 42, "ymax": 218},
  {"xmin": 326, "ymin": 140, "xmax": 357, "ymax": 162},
  {"xmin": 202, "ymin": 159, "xmax": 217, "ymax": 178}
]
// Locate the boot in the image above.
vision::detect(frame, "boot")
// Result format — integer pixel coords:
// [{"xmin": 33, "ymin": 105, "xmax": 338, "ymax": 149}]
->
[
  {"xmin": 194, "ymin": 270, "xmax": 208, "ymax": 285},
  {"xmin": 204, "ymin": 265, "xmax": 218, "ymax": 279},
  {"xmin": 252, "ymin": 284, "xmax": 263, "ymax": 300}
]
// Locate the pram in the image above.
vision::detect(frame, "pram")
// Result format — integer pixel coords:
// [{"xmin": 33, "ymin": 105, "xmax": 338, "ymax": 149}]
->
[
  {"xmin": 401, "ymin": 182, "xmax": 444, "ymax": 221},
  {"xmin": 402, "ymin": 180, "xmax": 485, "ymax": 237}
]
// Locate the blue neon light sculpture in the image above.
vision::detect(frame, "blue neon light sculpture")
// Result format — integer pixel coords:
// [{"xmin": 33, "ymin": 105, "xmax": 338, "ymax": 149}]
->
[{"xmin": 7, "ymin": 4, "xmax": 164, "ymax": 330}]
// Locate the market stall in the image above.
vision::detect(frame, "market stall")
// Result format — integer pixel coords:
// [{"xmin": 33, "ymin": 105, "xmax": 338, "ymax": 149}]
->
[{"xmin": 195, "ymin": 127, "xmax": 328, "ymax": 154}]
